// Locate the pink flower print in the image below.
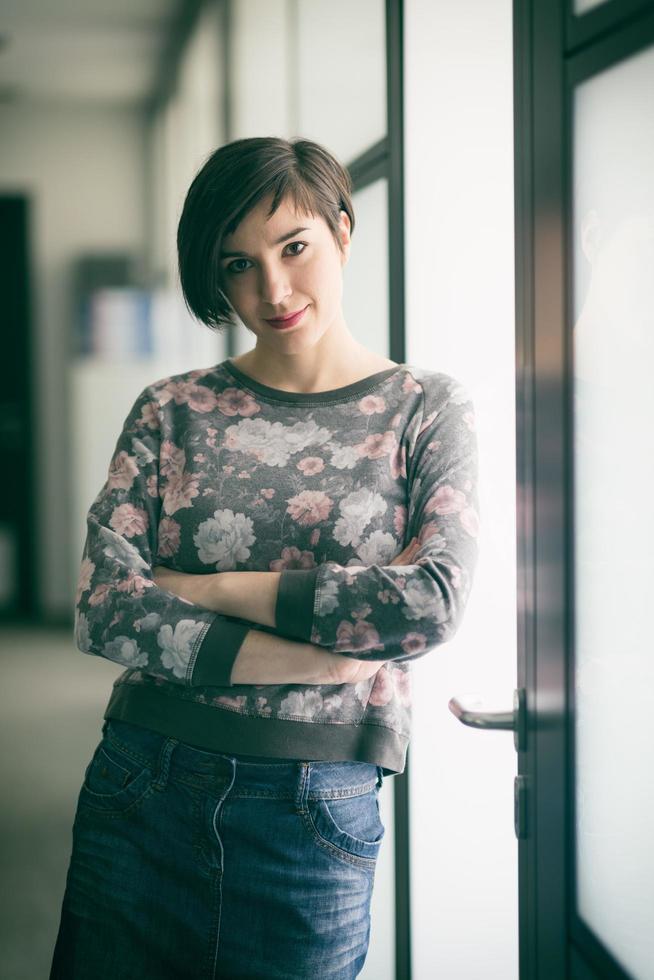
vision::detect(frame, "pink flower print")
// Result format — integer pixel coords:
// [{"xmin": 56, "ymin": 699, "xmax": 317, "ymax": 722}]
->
[
  {"xmin": 107, "ymin": 450, "xmax": 140, "ymax": 491},
  {"xmin": 286, "ymin": 490, "xmax": 333, "ymax": 527},
  {"xmin": 269, "ymin": 546, "xmax": 317, "ymax": 571},
  {"xmin": 425, "ymin": 485, "xmax": 466, "ymax": 516},
  {"xmin": 418, "ymin": 410, "xmax": 439, "ymax": 437},
  {"xmin": 401, "ymin": 632, "xmax": 427, "ymax": 657},
  {"xmin": 297, "ymin": 456, "xmax": 325, "ymax": 475},
  {"xmin": 393, "ymin": 505, "xmax": 407, "ymax": 536},
  {"xmin": 377, "ymin": 589, "xmax": 400, "ymax": 605},
  {"xmin": 368, "ymin": 667, "xmax": 394, "ymax": 706},
  {"xmin": 75, "ymin": 557, "xmax": 95, "ymax": 604},
  {"xmin": 390, "ymin": 443, "xmax": 407, "ymax": 479},
  {"xmin": 390, "ymin": 412, "xmax": 401, "ymax": 428},
  {"xmin": 463, "ymin": 411, "xmax": 476, "ymax": 431},
  {"xmin": 224, "ymin": 431, "xmax": 239, "ymax": 450},
  {"xmin": 109, "ymin": 503, "xmax": 148, "ymax": 537},
  {"xmin": 117, "ymin": 571, "xmax": 153, "ymax": 598},
  {"xmin": 77, "ymin": 557, "xmax": 95, "ymax": 594},
  {"xmin": 163, "ymin": 472, "xmax": 200, "ymax": 515},
  {"xmin": 310, "ymin": 528, "xmax": 320, "ymax": 546},
  {"xmin": 359, "ymin": 394, "xmax": 386, "ymax": 415},
  {"xmin": 450, "ymin": 565, "xmax": 462, "ymax": 588},
  {"xmin": 392, "ymin": 666, "xmax": 412, "ymax": 707},
  {"xmin": 352, "ymin": 604, "xmax": 372, "ymax": 620},
  {"xmin": 261, "ymin": 488, "xmax": 275, "ymax": 499},
  {"xmin": 237, "ymin": 471, "xmax": 251, "ymax": 479},
  {"xmin": 187, "ymin": 366, "xmax": 213, "ymax": 380},
  {"xmin": 402, "ymin": 374, "xmax": 422, "ymax": 394},
  {"xmin": 418, "ymin": 522, "xmax": 442, "ymax": 547},
  {"xmin": 139, "ymin": 401, "xmax": 159, "ymax": 429},
  {"xmin": 269, "ymin": 545, "xmax": 316, "ymax": 572},
  {"xmin": 224, "ymin": 465, "xmax": 235, "ymax": 476},
  {"xmin": 427, "ymin": 440, "xmax": 441, "ymax": 452},
  {"xmin": 88, "ymin": 583, "xmax": 111, "ymax": 607},
  {"xmin": 213, "ymin": 695, "xmax": 248, "ymax": 709},
  {"xmin": 160, "ymin": 440, "xmax": 185, "ymax": 479},
  {"xmin": 160, "ymin": 380, "xmax": 215, "ymax": 412},
  {"xmin": 158, "ymin": 517, "xmax": 181, "ymax": 557},
  {"xmin": 356, "ymin": 430, "xmax": 397, "ymax": 460},
  {"xmin": 185, "ymin": 384, "xmax": 217, "ymax": 413},
  {"xmin": 146, "ymin": 474, "xmax": 158, "ymax": 498},
  {"xmin": 334, "ymin": 619, "xmax": 384, "ymax": 653},
  {"xmin": 460, "ymin": 506, "xmax": 479, "ymax": 537},
  {"xmin": 193, "ymin": 453, "xmax": 206, "ymax": 463},
  {"xmin": 160, "ymin": 381, "xmax": 185, "ymax": 404},
  {"xmin": 217, "ymin": 387, "xmax": 261, "ymax": 418}
]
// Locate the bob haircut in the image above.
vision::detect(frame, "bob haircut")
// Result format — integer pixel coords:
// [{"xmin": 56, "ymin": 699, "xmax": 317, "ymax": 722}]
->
[{"xmin": 177, "ymin": 136, "xmax": 356, "ymax": 332}]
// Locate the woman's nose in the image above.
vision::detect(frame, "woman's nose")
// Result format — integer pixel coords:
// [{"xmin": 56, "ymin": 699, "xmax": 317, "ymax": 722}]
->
[{"xmin": 259, "ymin": 266, "xmax": 292, "ymax": 306}]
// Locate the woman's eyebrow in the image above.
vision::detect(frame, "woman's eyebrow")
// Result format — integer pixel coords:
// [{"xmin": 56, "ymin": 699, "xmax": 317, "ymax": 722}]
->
[{"xmin": 220, "ymin": 226, "xmax": 311, "ymax": 259}]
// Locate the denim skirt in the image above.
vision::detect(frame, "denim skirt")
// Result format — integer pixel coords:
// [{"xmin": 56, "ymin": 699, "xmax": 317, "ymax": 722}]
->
[{"xmin": 49, "ymin": 718, "xmax": 386, "ymax": 979}]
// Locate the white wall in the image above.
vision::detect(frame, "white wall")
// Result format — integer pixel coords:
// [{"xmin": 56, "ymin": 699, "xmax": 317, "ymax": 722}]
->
[
  {"xmin": 0, "ymin": 103, "xmax": 147, "ymax": 617},
  {"xmin": 404, "ymin": 1, "xmax": 519, "ymax": 977}
]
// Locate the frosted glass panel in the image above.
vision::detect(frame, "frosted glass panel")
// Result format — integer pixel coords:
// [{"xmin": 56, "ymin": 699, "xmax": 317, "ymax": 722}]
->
[
  {"xmin": 572, "ymin": 43, "xmax": 654, "ymax": 980},
  {"xmin": 297, "ymin": 0, "xmax": 386, "ymax": 164},
  {"xmin": 343, "ymin": 179, "xmax": 389, "ymax": 357}
]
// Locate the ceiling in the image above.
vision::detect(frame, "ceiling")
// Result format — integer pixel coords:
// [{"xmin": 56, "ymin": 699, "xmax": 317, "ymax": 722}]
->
[{"xmin": 0, "ymin": 0, "xmax": 180, "ymax": 107}]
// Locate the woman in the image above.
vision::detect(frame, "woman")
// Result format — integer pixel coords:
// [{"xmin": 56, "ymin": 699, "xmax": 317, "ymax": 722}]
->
[{"xmin": 50, "ymin": 136, "xmax": 479, "ymax": 978}]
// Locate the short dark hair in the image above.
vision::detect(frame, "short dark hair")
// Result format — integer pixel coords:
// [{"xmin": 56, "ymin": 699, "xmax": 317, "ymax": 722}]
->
[{"xmin": 177, "ymin": 136, "xmax": 356, "ymax": 331}]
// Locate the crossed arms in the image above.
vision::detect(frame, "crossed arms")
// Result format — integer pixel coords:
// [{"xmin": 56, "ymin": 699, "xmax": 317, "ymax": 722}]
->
[{"xmin": 151, "ymin": 538, "xmax": 421, "ymax": 685}]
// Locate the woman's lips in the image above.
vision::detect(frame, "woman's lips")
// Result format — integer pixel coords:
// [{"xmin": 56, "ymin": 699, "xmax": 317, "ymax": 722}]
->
[{"xmin": 265, "ymin": 305, "xmax": 308, "ymax": 329}]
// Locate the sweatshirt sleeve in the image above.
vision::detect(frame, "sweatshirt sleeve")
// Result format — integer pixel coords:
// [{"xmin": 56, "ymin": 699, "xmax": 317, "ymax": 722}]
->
[
  {"xmin": 274, "ymin": 375, "xmax": 480, "ymax": 663},
  {"xmin": 73, "ymin": 384, "xmax": 251, "ymax": 688}
]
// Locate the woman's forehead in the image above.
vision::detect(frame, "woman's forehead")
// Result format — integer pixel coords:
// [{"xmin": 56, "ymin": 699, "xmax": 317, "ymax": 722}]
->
[{"xmin": 223, "ymin": 197, "xmax": 320, "ymax": 247}]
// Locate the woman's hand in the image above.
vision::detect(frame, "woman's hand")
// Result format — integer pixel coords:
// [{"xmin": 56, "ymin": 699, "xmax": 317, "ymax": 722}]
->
[{"xmin": 335, "ymin": 536, "xmax": 422, "ymax": 684}]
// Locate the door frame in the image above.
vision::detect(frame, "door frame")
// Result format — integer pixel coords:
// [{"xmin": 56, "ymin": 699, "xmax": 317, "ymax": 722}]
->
[{"xmin": 514, "ymin": 0, "xmax": 654, "ymax": 976}]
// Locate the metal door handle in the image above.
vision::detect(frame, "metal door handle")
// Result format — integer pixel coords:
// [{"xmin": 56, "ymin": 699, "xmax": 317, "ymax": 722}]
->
[{"xmin": 448, "ymin": 688, "xmax": 526, "ymax": 751}]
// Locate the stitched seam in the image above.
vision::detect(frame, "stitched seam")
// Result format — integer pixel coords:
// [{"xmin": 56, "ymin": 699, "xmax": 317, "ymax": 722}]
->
[{"xmin": 219, "ymin": 364, "xmax": 404, "ymax": 407}]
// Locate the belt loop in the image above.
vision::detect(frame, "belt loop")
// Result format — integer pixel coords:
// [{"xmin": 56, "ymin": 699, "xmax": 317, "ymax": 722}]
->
[
  {"xmin": 153, "ymin": 736, "xmax": 178, "ymax": 791},
  {"xmin": 293, "ymin": 762, "xmax": 311, "ymax": 814}
]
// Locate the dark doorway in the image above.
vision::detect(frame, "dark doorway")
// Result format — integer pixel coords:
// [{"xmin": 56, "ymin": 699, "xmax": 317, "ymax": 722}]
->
[{"xmin": 0, "ymin": 196, "xmax": 36, "ymax": 620}]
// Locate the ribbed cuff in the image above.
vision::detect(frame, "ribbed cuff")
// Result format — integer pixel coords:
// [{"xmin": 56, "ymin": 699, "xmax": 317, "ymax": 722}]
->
[
  {"xmin": 191, "ymin": 616, "xmax": 251, "ymax": 687},
  {"xmin": 274, "ymin": 567, "xmax": 320, "ymax": 642}
]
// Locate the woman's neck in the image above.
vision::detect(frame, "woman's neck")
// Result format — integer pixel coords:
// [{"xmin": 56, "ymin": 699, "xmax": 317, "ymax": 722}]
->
[{"xmin": 232, "ymin": 335, "xmax": 397, "ymax": 395}]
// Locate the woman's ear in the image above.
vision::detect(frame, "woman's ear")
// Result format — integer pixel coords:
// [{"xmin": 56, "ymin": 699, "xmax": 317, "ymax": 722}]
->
[{"xmin": 337, "ymin": 209, "xmax": 352, "ymax": 265}]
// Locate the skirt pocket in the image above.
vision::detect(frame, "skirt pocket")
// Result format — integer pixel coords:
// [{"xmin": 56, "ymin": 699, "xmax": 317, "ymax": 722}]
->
[
  {"xmin": 305, "ymin": 786, "xmax": 385, "ymax": 869},
  {"xmin": 78, "ymin": 736, "xmax": 156, "ymax": 816}
]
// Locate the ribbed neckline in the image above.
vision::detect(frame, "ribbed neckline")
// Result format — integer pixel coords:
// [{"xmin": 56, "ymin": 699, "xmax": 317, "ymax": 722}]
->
[{"xmin": 220, "ymin": 358, "xmax": 405, "ymax": 405}]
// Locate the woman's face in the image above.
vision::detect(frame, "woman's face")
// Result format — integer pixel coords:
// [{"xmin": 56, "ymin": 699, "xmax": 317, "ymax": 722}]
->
[{"xmin": 218, "ymin": 193, "xmax": 351, "ymax": 352}]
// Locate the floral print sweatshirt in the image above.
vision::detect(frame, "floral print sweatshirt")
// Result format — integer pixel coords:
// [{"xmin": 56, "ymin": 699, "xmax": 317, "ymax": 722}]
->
[{"xmin": 75, "ymin": 358, "xmax": 479, "ymax": 775}]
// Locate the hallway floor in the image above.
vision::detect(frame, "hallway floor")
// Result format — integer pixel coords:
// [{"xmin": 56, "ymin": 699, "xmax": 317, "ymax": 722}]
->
[{"xmin": 0, "ymin": 626, "xmax": 122, "ymax": 980}]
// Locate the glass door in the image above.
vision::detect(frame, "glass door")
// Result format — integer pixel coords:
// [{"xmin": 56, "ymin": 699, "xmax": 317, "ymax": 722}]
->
[
  {"xmin": 569, "ymin": 15, "xmax": 654, "ymax": 980},
  {"xmin": 514, "ymin": 1, "xmax": 654, "ymax": 976}
]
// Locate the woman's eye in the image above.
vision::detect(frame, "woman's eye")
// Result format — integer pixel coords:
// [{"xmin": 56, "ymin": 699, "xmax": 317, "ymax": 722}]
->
[
  {"xmin": 226, "ymin": 259, "xmax": 251, "ymax": 275},
  {"xmin": 285, "ymin": 241, "xmax": 307, "ymax": 256},
  {"xmin": 225, "ymin": 242, "xmax": 307, "ymax": 276}
]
